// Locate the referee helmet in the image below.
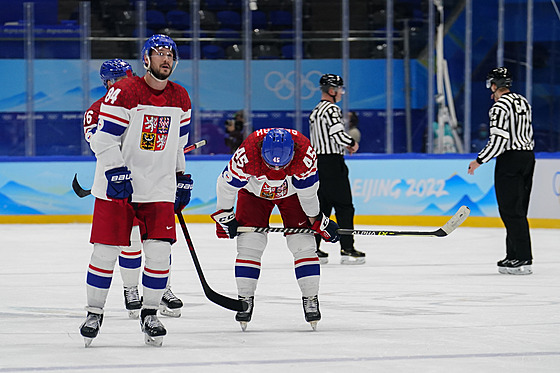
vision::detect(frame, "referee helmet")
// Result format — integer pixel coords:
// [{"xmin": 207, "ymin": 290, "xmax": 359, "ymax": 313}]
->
[
  {"xmin": 261, "ymin": 128, "xmax": 294, "ymax": 168},
  {"xmin": 320, "ymin": 74, "xmax": 344, "ymax": 91},
  {"xmin": 486, "ymin": 67, "xmax": 512, "ymax": 89}
]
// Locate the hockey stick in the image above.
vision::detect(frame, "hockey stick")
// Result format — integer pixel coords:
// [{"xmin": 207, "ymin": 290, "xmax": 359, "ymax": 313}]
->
[
  {"xmin": 72, "ymin": 140, "xmax": 207, "ymax": 198},
  {"xmin": 237, "ymin": 206, "xmax": 470, "ymax": 238},
  {"xmin": 72, "ymin": 173, "xmax": 91, "ymax": 198},
  {"xmin": 183, "ymin": 139, "xmax": 207, "ymax": 154},
  {"xmin": 176, "ymin": 212, "xmax": 248, "ymax": 312}
]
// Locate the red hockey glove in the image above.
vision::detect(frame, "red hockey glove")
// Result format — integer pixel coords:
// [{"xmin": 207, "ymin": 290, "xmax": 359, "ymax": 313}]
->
[
  {"xmin": 311, "ymin": 213, "xmax": 340, "ymax": 243},
  {"xmin": 211, "ymin": 208, "xmax": 239, "ymax": 239}
]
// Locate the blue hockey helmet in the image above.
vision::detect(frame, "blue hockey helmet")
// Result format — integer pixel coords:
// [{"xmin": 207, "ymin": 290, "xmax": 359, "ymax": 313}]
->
[
  {"xmin": 99, "ymin": 59, "xmax": 133, "ymax": 88},
  {"xmin": 142, "ymin": 34, "xmax": 179, "ymax": 67},
  {"xmin": 261, "ymin": 128, "xmax": 294, "ymax": 168}
]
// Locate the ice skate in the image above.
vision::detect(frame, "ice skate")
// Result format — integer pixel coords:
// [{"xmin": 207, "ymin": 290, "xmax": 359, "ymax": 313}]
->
[
  {"xmin": 140, "ymin": 309, "xmax": 166, "ymax": 347},
  {"xmin": 159, "ymin": 286, "xmax": 183, "ymax": 317},
  {"xmin": 497, "ymin": 258, "xmax": 511, "ymax": 274},
  {"xmin": 235, "ymin": 296, "xmax": 254, "ymax": 331},
  {"xmin": 506, "ymin": 260, "xmax": 532, "ymax": 275},
  {"xmin": 79, "ymin": 311, "xmax": 103, "ymax": 347},
  {"xmin": 302, "ymin": 295, "xmax": 321, "ymax": 331},
  {"xmin": 340, "ymin": 248, "xmax": 366, "ymax": 265},
  {"xmin": 124, "ymin": 286, "xmax": 142, "ymax": 319},
  {"xmin": 316, "ymin": 249, "xmax": 329, "ymax": 264}
]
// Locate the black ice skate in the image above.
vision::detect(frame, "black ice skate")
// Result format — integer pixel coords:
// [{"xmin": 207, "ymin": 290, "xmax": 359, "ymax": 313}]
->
[
  {"xmin": 302, "ymin": 295, "xmax": 321, "ymax": 331},
  {"xmin": 505, "ymin": 259, "xmax": 533, "ymax": 275},
  {"xmin": 340, "ymin": 248, "xmax": 366, "ymax": 265},
  {"xmin": 316, "ymin": 249, "xmax": 329, "ymax": 264},
  {"xmin": 159, "ymin": 286, "xmax": 183, "ymax": 317},
  {"xmin": 235, "ymin": 296, "xmax": 254, "ymax": 331},
  {"xmin": 497, "ymin": 258, "xmax": 512, "ymax": 274},
  {"xmin": 140, "ymin": 309, "xmax": 167, "ymax": 347},
  {"xmin": 79, "ymin": 311, "xmax": 103, "ymax": 347},
  {"xmin": 124, "ymin": 286, "xmax": 142, "ymax": 319}
]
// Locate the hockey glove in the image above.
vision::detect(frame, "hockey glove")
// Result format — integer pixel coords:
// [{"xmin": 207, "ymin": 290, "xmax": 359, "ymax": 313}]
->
[
  {"xmin": 175, "ymin": 173, "xmax": 193, "ymax": 212},
  {"xmin": 211, "ymin": 208, "xmax": 239, "ymax": 239},
  {"xmin": 311, "ymin": 213, "xmax": 340, "ymax": 243},
  {"xmin": 105, "ymin": 166, "xmax": 133, "ymax": 199}
]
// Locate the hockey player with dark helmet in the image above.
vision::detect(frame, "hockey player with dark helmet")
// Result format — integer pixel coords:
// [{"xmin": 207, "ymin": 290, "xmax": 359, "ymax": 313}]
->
[
  {"xmin": 141, "ymin": 34, "xmax": 179, "ymax": 82},
  {"xmin": 261, "ymin": 128, "xmax": 295, "ymax": 169},
  {"xmin": 319, "ymin": 73, "xmax": 345, "ymax": 102},
  {"xmin": 486, "ymin": 67, "xmax": 512, "ymax": 89}
]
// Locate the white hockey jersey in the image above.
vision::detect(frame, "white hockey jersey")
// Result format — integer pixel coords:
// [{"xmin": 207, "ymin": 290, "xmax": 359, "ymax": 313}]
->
[{"xmin": 90, "ymin": 76, "xmax": 191, "ymax": 203}]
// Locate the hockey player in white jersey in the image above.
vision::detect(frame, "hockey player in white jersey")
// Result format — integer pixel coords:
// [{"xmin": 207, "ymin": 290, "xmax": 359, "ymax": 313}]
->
[
  {"xmin": 211, "ymin": 128, "xmax": 340, "ymax": 331},
  {"xmin": 79, "ymin": 34, "xmax": 193, "ymax": 347},
  {"xmin": 84, "ymin": 59, "xmax": 184, "ymax": 320}
]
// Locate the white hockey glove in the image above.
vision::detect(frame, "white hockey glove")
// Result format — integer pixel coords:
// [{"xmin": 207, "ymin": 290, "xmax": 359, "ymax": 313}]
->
[
  {"xmin": 311, "ymin": 213, "xmax": 340, "ymax": 243},
  {"xmin": 211, "ymin": 208, "xmax": 239, "ymax": 239}
]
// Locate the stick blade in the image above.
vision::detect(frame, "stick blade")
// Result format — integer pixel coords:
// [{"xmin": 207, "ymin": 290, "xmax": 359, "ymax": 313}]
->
[
  {"xmin": 204, "ymin": 289, "xmax": 249, "ymax": 312},
  {"xmin": 72, "ymin": 174, "xmax": 91, "ymax": 198},
  {"xmin": 439, "ymin": 205, "xmax": 470, "ymax": 236}
]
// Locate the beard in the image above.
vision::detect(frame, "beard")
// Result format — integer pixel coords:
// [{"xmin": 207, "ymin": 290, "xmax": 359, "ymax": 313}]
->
[{"xmin": 150, "ymin": 65, "xmax": 172, "ymax": 81}]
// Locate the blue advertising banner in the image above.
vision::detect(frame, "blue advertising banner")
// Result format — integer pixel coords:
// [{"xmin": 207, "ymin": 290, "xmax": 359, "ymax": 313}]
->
[{"xmin": 1, "ymin": 155, "xmax": 558, "ymax": 227}]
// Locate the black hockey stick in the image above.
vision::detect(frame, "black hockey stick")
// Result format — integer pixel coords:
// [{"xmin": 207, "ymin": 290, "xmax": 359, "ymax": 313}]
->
[
  {"xmin": 176, "ymin": 212, "xmax": 248, "ymax": 312},
  {"xmin": 72, "ymin": 173, "xmax": 91, "ymax": 198},
  {"xmin": 237, "ymin": 206, "xmax": 470, "ymax": 238},
  {"xmin": 72, "ymin": 140, "xmax": 207, "ymax": 198}
]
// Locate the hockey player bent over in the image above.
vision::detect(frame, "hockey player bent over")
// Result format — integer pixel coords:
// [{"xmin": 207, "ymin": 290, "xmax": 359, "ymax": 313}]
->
[
  {"xmin": 83, "ymin": 59, "xmax": 184, "ymax": 320},
  {"xmin": 79, "ymin": 34, "xmax": 193, "ymax": 347},
  {"xmin": 211, "ymin": 128, "xmax": 340, "ymax": 331}
]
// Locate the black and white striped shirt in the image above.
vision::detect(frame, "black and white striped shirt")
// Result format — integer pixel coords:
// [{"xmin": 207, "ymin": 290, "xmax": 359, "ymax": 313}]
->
[
  {"xmin": 478, "ymin": 92, "xmax": 534, "ymax": 164},
  {"xmin": 309, "ymin": 100, "xmax": 355, "ymax": 155}
]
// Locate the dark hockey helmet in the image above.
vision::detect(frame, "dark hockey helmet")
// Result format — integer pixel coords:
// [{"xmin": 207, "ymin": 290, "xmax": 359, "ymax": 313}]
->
[
  {"xmin": 319, "ymin": 73, "xmax": 344, "ymax": 88},
  {"xmin": 100, "ymin": 59, "xmax": 134, "ymax": 88},
  {"xmin": 142, "ymin": 34, "xmax": 179, "ymax": 68},
  {"xmin": 486, "ymin": 67, "xmax": 512, "ymax": 89},
  {"xmin": 261, "ymin": 128, "xmax": 294, "ymax": 168}
]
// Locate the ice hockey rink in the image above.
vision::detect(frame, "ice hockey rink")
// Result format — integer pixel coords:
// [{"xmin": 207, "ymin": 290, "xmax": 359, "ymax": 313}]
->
[{"xmin": 1, "ymin": 222, "xmax": 559, "ymax": 373}]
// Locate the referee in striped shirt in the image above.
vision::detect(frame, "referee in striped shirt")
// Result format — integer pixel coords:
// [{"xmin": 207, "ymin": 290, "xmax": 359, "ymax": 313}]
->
[
  {"xmin": 309, "ymin": 74, "xmax": 365, "ymax": 265},
  {"xmin": 468, "ymin": 67, "xmax": 535, "ymax": 275}
]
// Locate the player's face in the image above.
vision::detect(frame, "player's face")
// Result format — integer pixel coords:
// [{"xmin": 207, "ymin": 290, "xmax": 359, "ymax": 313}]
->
[{"xmin": 149, "ymin": 47, "xmax": 174, "ymax": 80}]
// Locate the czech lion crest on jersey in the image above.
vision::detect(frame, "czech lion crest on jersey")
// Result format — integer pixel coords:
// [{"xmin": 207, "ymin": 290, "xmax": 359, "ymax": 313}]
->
[
  {"xmin": 140, "ymin": 115, "xmax": 171, "ymax": 151},
  {"xmin": 260, "ymin": 180, "xmax": 289, "ymax": 199}
]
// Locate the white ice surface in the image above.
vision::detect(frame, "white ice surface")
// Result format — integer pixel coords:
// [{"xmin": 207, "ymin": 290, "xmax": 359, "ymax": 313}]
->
[{"xmin": 0, "ymin": 223, "xmax": 559, "ymax": 372}]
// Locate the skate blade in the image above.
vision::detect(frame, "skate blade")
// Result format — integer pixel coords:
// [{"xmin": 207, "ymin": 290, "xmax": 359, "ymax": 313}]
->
[
  {"xmin": 498, "ymin": 267, "xmax": 509, "ymax": 274},
  {"xmin": 340, "ymin": 256, "xmax": 365, "ymax": 265},
  {"xmin": 239, "ymin": 321, "xmax": 248, "ymax": 331},
  {"xmin": 159, "ymin": 307, "xmax": 181, "ymax": 318},
  {"xmin": 144, "ymin": 334, "xmax": 164, "ymax": 347},
  {"xmin": 83, "ymin": 337, "xmax": 94, "ymax": 347},
  {"xmin": 309, "ymin": 321, "xmax": 318, "ymax": 331},
  {"xmin": 128, "ymin": 309, "xmax": 140, "ymax": 319},
  {"xmin": 319, "ymin": 257, "xmax": 328, "ymax": 265},
  {"xmin": 507, "ymin": 266, "xmax": 532, "ymax": 275}
]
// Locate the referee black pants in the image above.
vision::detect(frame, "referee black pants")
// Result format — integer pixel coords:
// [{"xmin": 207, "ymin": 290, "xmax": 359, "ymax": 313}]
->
[
  {"xmin": 315, "ymin": 154, "xmax": 355, "ymax": 251},
  {"xmin": 494, "ymin": 150, "xmax": 535, "ymax": 261}
]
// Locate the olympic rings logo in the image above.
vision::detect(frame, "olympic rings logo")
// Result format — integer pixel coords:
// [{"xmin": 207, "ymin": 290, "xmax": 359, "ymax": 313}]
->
[
  {"xmin": 264, "ymin": 70, "xmax": 323, "ymax": 100},
  {"xmin": 553, "ymin": 171, "xmax": 560, "ymax": 196}
]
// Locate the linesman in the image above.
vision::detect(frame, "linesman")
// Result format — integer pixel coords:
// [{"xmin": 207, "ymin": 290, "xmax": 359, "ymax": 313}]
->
[
  {"xmin": 309, "ymin": 73, "xmax": 365, "ymax": 265},
  {"xmin": 468, "ymin": 67, "xmax": 535, "ymax": 275}
]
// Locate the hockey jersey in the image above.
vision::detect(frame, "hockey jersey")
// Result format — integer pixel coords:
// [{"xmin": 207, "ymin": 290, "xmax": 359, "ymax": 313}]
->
[
  {"xmin": 89, "ymin": 76, "xmax": 191, "ymax": 203},
  {"xmin": 216, "ymin": 128, "xmax": 321, "ymax": 218}
]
